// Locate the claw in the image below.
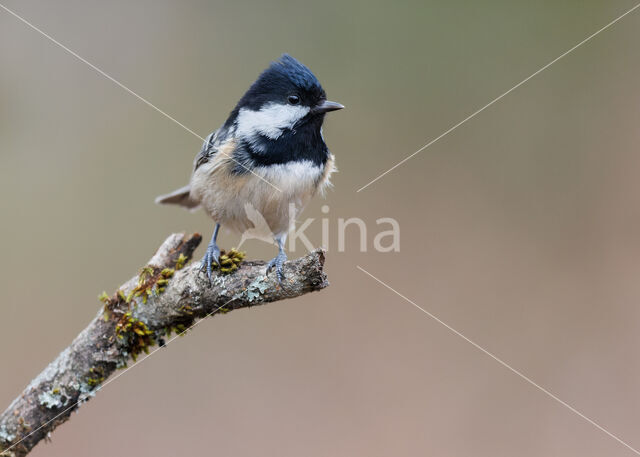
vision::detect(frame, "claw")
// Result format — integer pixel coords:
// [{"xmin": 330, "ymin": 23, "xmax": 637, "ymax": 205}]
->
[
  {"xmin": 266, "ymin": 251, "xmax": 287, "ymax": 284},
  {"xmin": 201, "ymin": 244, "xmax": 221, "ymax": 285},
  {"xmin": 201, "ymin": 224, "xmax": 221, "ymax": 286}
]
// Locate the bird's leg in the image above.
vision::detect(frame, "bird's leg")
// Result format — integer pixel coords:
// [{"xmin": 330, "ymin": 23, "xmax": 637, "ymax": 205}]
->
[
  {"xmin": 266, "ymin": 235, "xmax": 288, "ymax": 283},
  {"xmin": 201, "ymin": 223, "xmax": 221, "ymax": 284}
]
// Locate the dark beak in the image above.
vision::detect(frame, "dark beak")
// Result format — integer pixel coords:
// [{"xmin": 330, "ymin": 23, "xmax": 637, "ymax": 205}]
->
[{"xmin": 315, "ymin": 100, "xmax": 345, "ymax": 114}]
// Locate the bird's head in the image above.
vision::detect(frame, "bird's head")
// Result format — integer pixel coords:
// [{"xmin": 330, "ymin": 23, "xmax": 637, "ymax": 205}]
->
[{"xmin": 230, "ymin": 54, "xmax": 343, "ymax": 142}]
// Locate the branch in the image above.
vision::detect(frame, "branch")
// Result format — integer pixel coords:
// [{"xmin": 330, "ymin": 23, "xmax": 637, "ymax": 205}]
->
[{"xmin": 0, "ymin": 233, "xmax": 328, "ymax": 457}]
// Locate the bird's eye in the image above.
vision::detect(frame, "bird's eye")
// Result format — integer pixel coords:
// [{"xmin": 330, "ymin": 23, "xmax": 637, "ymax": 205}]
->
[{"xmin": 287, "ymin": 95, "xmax": 300, "ymax": 105}]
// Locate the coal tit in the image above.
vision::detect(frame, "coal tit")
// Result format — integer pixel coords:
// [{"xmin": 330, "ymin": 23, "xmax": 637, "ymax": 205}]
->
[{"xmin": 156, "ymin": 54, "xmax": 343, "ymax": 282}]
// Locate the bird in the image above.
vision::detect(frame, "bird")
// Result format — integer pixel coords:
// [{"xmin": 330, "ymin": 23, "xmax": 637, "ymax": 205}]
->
[{"xmin": 156, "ymin": 54, "xmax": 343, "ymax": 283}]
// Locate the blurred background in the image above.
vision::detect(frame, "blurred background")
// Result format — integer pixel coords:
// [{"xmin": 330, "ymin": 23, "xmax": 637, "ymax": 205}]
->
[{"xmin": 2, "ymin": 0, "xmax": 640, "ymax": 455}]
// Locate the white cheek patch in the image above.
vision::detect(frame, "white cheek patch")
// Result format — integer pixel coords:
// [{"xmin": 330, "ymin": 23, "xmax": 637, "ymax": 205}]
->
[{"xmin": 236, "ymin": 103, "xmax": 310, "ymax": 141}]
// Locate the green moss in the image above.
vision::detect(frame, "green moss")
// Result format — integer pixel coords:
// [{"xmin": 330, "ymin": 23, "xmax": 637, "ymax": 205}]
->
[
  {"xmin": 115, "ymin": 312, "xmax": 155, "ymax": 362},
  {"xmin": 105, "ymin": 265, "xmax": 176, "ymax": 310},
  {"xmin": 161, "ymin": 268, "xmax": 175, "ymax": 277},
  {"xmin": 86, "ymin": 366, "xmax": 106, "ymax": 388},
  {"xmin": 131, "ymin": 267, "xmax": 154, "ymax": 304},
  {"xmin": 139, "ymin": 266, "xmax": 155, "ymax": 282},
  {"xmin": 175, "ymin": 253, "xmax": 189, "ymax": 270},
  {"xmin": 174, "ymin": 323, "xmax": 188, "ymax": 336},
  {"xmin": 207, "ymin": 248, "xmax": 245, "ymax": 275},
  {"xmin": 99, "ymin": 291, "xmax": 125, "ymax": 321},
  {"xmin": 179, "ymin": 304, "xmax": 194, "ymax": 316},
  {"xmin": 163, "ymin": 319, "xmax": 194, "ymax": 339}
]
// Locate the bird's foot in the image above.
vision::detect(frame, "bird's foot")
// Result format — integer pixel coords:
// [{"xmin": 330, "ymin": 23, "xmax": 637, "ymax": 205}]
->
[
  {"xmin": 266, "ymin": 251, "xmax": 287, "ymax": 283},
  {"xmin": 200, "ymin": 242, "xmax": 221, "ymax": 285}
]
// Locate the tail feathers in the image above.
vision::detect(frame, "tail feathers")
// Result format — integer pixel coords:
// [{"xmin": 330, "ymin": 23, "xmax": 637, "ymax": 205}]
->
[{"xmin": 155, "ymin": 185, "xmax": 199, "ymax": 209}]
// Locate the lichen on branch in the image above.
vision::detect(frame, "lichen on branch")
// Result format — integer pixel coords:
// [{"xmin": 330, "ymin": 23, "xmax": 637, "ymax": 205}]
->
[{"xmin": 0, "ymin": 233, "xmax": 328, "ymax": 457}]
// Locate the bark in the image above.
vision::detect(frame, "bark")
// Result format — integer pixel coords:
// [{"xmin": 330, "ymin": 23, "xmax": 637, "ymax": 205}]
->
[{"xmin": 0, "ymin": 233, "xmax": 328, "ymax": 457}]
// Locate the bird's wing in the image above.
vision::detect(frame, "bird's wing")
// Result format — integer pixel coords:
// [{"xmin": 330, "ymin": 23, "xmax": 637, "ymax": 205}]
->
[
  {"xmin": 194, "ymin": 129, "xmax": 220, "ymax": 171},
  {"xmin": 155, "ymin": 129, "xmax": 222, "ymax": 209}
]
